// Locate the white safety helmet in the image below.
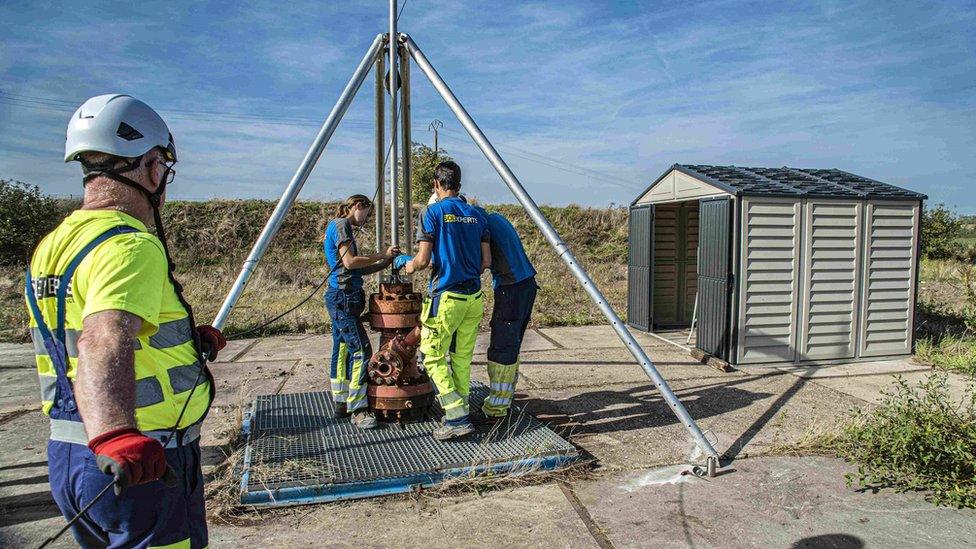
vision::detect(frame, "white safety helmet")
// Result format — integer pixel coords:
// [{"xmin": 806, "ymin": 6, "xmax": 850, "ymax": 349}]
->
[{"xmin": 65, "ymin": 94, "xmax": 177, "ymax": 163}]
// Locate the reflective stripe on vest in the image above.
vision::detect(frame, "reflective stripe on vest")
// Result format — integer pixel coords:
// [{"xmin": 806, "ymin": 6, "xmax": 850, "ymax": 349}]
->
[
  {"xmin": 37, "ymin": 358, "xmax": 200, "ymax": 407},
  {"xmin": 49, "ymin": 418, "xmax": 201, "ymax": 448},
  {"xmin": 167, "ymin": 363, "xmax": 205, "ymax": 394},
  {"xmin": 149, "ymin": 318, "xmax": 193, "ymax": 349},
  {"xmin": 31, "ymin": 327, "xmax": 80, "ymax": 359}
]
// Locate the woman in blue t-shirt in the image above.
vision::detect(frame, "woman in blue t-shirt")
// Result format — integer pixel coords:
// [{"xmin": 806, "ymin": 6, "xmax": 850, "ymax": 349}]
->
[{"xmin": 323, "ymin": 194, "xmax": 398, "ymax": 429}]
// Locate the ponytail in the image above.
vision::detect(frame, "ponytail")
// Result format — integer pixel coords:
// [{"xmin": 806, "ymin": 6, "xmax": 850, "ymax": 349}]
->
[{"xmin": 335, "ymin": 194, "xmax": 372, "ymax": 219}]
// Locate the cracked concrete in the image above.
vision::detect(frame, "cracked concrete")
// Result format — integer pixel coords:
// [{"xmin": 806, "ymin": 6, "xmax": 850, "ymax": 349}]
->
[{"xmin": 2, "ymin": 325, "xmax": 973, "ymax": 548}]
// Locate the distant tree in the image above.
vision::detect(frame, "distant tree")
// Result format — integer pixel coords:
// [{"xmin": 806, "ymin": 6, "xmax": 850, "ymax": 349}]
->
[
  {"xmin": 921, "ymin": 203, "xmax": 962, "ymax": 260},
  {"xmin": 403, "ymin": 142, "xmax": 453, "ymax": 205},
  {"xmin": 0, "ymin": 179, "xmax": 65, "ymax": 265}
]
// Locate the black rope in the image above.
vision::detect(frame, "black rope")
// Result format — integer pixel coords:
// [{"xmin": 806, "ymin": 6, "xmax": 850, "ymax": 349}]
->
[
  {"xmin": 39, "ymin": 160, "xmax": 209, "ymax": 549},
  {"xmin": 225, "ymin": 186, "xmax": 381, "ymax": 340},
  {"xmin": 37, "ymin": 481, "xmax": 115, "ymax": 548}
]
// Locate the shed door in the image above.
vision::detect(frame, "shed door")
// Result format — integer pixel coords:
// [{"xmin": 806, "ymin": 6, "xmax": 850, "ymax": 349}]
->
[
  {"xmin": 858, "ymin": 202, "xmax": 919, "ymax": 357},
  {"xmin": 696, "ymin": 197, "xmax": 733, "ymax": 359},
  {"xmin": 627, "ymin": 205, "xmax": 654, "ymax": 331},
  {"xmin": 798, "ymin": 201, "xmax": 861, "ymax": 361}
]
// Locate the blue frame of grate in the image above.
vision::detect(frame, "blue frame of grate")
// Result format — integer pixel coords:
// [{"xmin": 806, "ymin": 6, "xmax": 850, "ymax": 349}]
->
[
  {"xmin": 239, "ymin": 454, "xmax": 577, "ymax": 507},
  {"xmin": 238, "ymin": 382, "xmax": 579, "ymax": 507}
]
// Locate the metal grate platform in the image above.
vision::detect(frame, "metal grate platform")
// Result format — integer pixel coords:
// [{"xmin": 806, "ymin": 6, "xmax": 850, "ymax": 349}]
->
[{"xmin": 239, "ymin": 382, "xmax": 579, "ymax": 506}]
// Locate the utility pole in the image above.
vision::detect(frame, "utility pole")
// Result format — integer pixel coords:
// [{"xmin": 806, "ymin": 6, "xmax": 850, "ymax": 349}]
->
[{"xmin": 428, "ymin": 119, "xmax": 443, "ymax": 156}]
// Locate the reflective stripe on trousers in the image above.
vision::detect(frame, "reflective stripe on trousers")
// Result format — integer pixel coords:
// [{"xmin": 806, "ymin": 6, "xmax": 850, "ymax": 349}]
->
[
  {"xmin": 483, "ymin": 360, "xmax": 520, "ymax": 417},
  {"xmin": 437, "ymin": 390, "xmax": 469, "ymax": 421}
]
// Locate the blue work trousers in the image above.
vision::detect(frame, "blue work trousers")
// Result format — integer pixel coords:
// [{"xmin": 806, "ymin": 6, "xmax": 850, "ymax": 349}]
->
[
  {"xmin": 325, "ymin": 287, "xmax": 372, "ymax": 411},
  {"xmin": 47, "ymin": 439, "xmax": 208, "ymax": 548}
]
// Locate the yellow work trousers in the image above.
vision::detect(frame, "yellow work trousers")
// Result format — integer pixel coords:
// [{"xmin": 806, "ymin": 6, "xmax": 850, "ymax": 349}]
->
[{"xmin": 419, "ymin": 290, "xmax": 484, "ymax": 424}]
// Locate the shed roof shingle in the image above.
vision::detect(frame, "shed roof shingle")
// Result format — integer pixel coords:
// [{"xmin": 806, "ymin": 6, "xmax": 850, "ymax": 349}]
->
[{"xmin": 643, "ymin": 164, "xmax": 926, "ymax": 202}]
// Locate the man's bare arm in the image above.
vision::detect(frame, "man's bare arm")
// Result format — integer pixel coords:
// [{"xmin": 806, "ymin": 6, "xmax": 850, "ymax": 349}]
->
[
  {"xmin": 76, "ymin": 310, "xmax": 143, "ymax": 439},
  {"xmin": 480, "ymin": 242, "xmax": 492, "ymax": 273},
  {"xmin": 406, "ymin": 241, "xmax": 432, "ymax": 273}
]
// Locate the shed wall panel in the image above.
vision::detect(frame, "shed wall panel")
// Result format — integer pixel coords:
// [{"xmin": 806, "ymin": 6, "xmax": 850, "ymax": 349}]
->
[
  {"xmin": 684, "ymin": 206, "xmax": 700, "ymax": 321},
  {"xmin": 858, "ymin": 202, "xmax": 918, "ymax": 357},
  {"xmin": 737, "ymin": 198, "xmax": 802, "ymax": 364},
  {"xmin": 798, "ymin": 201, "xmax": 861, "ymax": 361}
]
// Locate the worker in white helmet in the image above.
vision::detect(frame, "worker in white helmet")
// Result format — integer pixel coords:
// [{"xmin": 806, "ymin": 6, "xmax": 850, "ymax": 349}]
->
[{"xmin": 25, "ymin": 94, "xmax": 218, "ymax": 547}]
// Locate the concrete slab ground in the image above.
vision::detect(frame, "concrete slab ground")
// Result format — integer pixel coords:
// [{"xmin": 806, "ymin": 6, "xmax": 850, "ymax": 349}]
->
[
  {"xmin": 575, "ymin": 456, "xmax": 975, "ymax": 548},
  {"xmin": 756, "ymin": 359, "xmax": 973, "ymax": 404},
  {"xmin": 2, "ymin": 325, "xmax": 973, "ymax": 548}
]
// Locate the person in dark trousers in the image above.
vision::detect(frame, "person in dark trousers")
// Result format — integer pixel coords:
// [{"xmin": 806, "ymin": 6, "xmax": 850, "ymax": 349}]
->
[
  {"xmin": 470, "ymin": 204, "xmax": 537, "ymax": 420},
  {"xmin": 323, "ymin": 194, "xmax": 399, "ymax": 429}
]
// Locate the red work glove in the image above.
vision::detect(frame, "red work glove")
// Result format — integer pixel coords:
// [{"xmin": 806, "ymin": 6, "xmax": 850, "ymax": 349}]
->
[
  {"xmin": 196, "ymin": 324, "xmax": 227, "ymax": 361},
  {"xmin": 88, "ymin": 428, "xmax": 170, "ymax": 495}
]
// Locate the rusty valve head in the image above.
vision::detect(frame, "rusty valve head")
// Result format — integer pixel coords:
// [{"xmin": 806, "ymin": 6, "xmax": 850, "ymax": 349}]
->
[{"xmin": 367, "ymin": 348, "xmax": 404, "ymax": 385}]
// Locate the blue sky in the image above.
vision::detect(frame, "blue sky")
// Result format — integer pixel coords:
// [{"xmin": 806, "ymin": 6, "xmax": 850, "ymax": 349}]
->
[{"xmin": 1, "ymin": 0, "xmax": 974, "ymax": 210}]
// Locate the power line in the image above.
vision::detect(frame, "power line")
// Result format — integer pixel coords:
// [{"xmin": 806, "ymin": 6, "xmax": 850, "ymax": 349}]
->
[
  {"xmin": 436, "ymin": 126, "xmax": 643, "ymax": 191},
  {"xmin": 0, "ymin": 90, "xmax": 644, "ymax": 191}
]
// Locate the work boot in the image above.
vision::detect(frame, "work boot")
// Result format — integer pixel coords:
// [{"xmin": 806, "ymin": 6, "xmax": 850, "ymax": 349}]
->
[
  {"xmin": 352, "ymin": 409, "xmax": 378, "ymax": 430},
  {"xmin": 432, "ymin": 420, "xmax": 475, "ymax": 441},
  {"xmin": 333, "ymin": 402, "xmax": 350, "ymax": 419}
]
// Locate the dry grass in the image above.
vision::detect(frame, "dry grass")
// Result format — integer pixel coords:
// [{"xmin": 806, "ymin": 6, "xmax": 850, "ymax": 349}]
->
[
  {"xmin": 1, "ymin": 200, "xmax": 630, "ymax": 342},
  {"xmin": 914, "ymin": 258, "xmax": 976, "ymax": 376},
  {"xmin": 759, "ymin": 419, "xmax": 850, "ymax": 458},
  {"xmin": 425, "ymin": 458, "xmax": 595, "ymax": 500},
  {"xmin": 204, "ymin": 382, "xmax": 263, "ymax": 525}
]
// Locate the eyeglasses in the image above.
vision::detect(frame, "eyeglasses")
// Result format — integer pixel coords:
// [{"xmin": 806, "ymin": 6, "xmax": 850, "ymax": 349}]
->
[
  {"xmin": 161, "ymin": 162, "xmax": 176, "ymax": 186},
  {"xmin": 145, "ymin": 158, "xmax": 177, "ymax": 186}
]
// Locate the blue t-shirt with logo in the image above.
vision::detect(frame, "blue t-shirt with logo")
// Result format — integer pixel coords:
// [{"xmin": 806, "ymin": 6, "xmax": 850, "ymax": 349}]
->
[
  {"xmin": 417, "ymin": 197, "xmax": 489, "ymax": 295},
  {"xmin": 324, "ymin": 218, "xmax": 362, "ymax": 290},
  {"xmin": 473, "ymin": 207, "xmax": 536, "ymax": 288}
]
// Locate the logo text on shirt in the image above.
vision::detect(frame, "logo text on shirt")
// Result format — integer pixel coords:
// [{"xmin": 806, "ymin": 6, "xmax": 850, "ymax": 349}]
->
[
  {"xmin": 443, "ymin": 214, "xmax": 479, "ymax": 224},
  {"xmin": 32, "ymin": 276, "xmax": 72, "ymax": 299}
]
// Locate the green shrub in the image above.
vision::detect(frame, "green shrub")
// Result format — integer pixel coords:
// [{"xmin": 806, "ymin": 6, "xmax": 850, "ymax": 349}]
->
[
  {"xmin": 404, "ymin": 142, "xmax": 453, "ymax": 206},
  {"xmin": 921, "ymin": 203, "xmax": 963, "ymax": 260},
  {"xmin": 840, "ymin": 373, "xmax": 976, "ymax": 508},
  {"xmin": 0, "ymin": 179, "xmax": 67, "ymax": 266}
]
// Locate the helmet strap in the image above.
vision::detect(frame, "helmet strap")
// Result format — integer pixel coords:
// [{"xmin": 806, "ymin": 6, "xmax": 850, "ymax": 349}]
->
[{"xmin": 80, "ymin": 162, "xmax": 203, "ymax": 361}]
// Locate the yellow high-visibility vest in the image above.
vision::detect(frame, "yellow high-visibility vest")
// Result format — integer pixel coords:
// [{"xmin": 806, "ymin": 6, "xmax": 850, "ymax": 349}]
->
[{"xmin": 26, "ymin": 209, "xmax": 211, "ymax": 432}]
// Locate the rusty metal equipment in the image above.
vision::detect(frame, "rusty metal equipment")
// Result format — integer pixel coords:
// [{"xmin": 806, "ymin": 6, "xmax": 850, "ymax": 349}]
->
[{"xmin": 366, "ymin": 273, "xmax": 434, "ymax": 421}]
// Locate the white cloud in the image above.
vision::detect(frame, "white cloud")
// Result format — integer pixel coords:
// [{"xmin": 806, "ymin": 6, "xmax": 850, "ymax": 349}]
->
[{"xmin": 1, "ymin": 0, "xmax": 974, "ymax": 209}]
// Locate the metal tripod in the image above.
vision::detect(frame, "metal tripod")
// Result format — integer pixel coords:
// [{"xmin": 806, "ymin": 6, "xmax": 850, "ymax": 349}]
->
[{"xmin": 213, "ymin": 11, "xmax": 720, "ymax": 476}]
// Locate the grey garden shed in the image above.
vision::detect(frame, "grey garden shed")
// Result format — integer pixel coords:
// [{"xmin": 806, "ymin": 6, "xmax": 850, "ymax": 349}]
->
[{"xmin": 627, "ymin": 164, "xmax": 926, "ymax": 366}]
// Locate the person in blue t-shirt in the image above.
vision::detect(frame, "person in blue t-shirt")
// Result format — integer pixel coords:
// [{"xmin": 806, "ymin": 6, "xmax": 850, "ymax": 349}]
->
[
  {"xmin": 395, "ymin": 162, "xmax": 490, "ymax": 440},
  {"xmin": 323, "ymin": 194, "xmax": 399, "ymax": 429},
  {"xmin": 471, "ymin": 204, "xmax": 538, "ymax": 421}
]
